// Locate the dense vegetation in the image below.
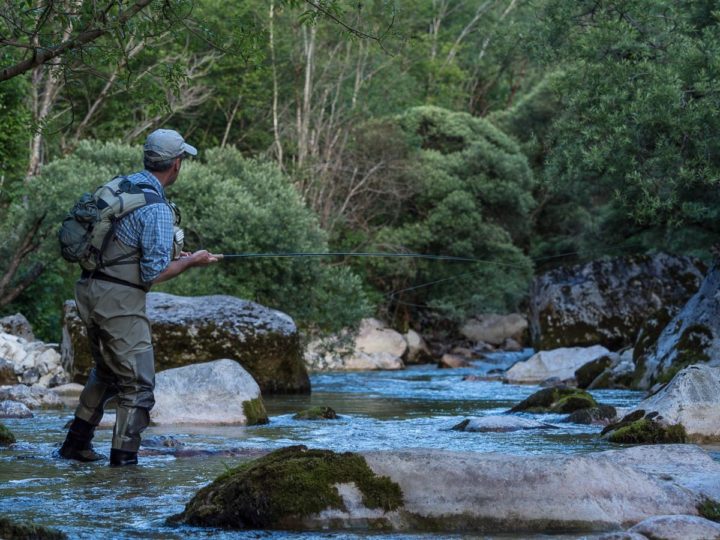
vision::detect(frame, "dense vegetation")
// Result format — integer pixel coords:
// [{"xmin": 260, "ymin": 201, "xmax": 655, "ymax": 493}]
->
[{"xmin": 1, "ymin": 0, "xmax": 718, "ymax": 340}]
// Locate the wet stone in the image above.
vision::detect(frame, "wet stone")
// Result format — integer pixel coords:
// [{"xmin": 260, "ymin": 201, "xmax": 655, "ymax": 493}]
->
[{"xmin": 0, "ymin": 400, "xmax": 33, "ymax": 419}]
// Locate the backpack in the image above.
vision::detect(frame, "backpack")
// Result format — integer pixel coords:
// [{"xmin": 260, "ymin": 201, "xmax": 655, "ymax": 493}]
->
[{"xmin": 58, "ymin": 176, "xmax": 165, "ymax": 271}]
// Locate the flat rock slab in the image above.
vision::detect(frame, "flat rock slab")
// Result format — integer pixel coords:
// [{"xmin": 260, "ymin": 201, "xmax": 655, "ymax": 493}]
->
[
  {"xmin": 62, "ymin": 292, "xmax": 309, "ymax": 394},
  {"xmin": 452, "ymin": 415, "xmax": 556, "ymax": 432},
  {"xmin": 628, "ymin": 515, "xmax": 720, "ymax": 540}
]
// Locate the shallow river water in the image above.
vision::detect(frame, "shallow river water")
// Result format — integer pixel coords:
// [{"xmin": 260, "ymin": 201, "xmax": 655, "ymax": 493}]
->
[{"xmin": 0, "ymin": 352, "xmax": 704, "ymax": 539}]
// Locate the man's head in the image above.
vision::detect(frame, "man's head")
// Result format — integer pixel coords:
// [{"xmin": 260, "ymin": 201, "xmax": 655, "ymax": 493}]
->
[{"xmin": 143, "ymin": 129, "xmax": 197, "ymax": 185}]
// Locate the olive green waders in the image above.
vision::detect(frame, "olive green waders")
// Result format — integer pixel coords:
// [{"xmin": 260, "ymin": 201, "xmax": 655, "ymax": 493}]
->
[{"xmin": 71, "ymin": 237, "xmax": 156, "ymax": 456}]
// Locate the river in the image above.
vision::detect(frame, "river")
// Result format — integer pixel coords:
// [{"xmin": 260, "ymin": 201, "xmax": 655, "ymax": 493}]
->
[{"xmin": 0, "ymin": 351, "xmax": 689, "ymax": 539}]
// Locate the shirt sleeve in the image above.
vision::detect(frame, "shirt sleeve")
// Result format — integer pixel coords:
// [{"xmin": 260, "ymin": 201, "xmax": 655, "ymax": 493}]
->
[{"xmin": 137, "ymin": 203, "xmax": 175, "ymax": 283}]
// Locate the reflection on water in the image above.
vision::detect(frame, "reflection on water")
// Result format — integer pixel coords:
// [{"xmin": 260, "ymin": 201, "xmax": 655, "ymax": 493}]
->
[{"xmin": 0, "ymin": 356, "xmax": 665, "ymax": 539}]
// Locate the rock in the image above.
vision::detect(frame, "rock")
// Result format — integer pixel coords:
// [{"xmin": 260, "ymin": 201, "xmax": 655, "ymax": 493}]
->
[
  {"xmin": 0, "ymin": 333, "xmax": 28, "ymax": 368},
  {"xmin": 634, "ymin": 263, "xmax": 720, "ymax": 389},
  {"xmin": 529, "ymin": 254, "xmax": 705, "ymax": 350},
  {"xmin": 151, "ymin": 359, "xmax": 268, "ymax": 426},
  {"xmin": 575, "ymin": 354, "xmax": 616, "ymax": 388},
  {"xmin": 451, "ymin": 416, "xmax": 556, "ymax": 432},
  {"xmin": 62, "ymin": 292, "xmax": 309, "ymax": 394},
  {"xmin": 142, "ymin": 435, "xmax": 185, "ymax": 448},
  {"xmin": 355, "ymin": 319, "xmax": 407, "ymax": 358},
  {"xmin": 597, "ymin": 533, "xmax": 648, "ymax": 540},
  {"xmin": 438, "ymin": 354, "xmax": 471, "ymax": 369},
  {"xmin": 404, "ymin": 330, "xmax": 433, "ymax": 364},
  {"xmin": 0, "ymin": 400, "xmax": 33, "ymax": 419},
  {"xmin": 0, "ymin": 359, "xmax": 17, "ymax": 385},
  {"xmin": 601, "ymin": 412, "xmax": 687, "ymax": 445},
  {"xmin": 563, "ymin": 405, "xmax": 617, "ymax": 425},
  {"xmin": 460, "ymin": 313, "xmax": 528, "ymax": 346},
  {"xmin": 0, "ymin": 422, "xmax": 15, "ymax": 445},
  {"xmin": 343, "ymin": 352, "xmax": 404, "ymax": 371},
  {"xmin": 462, "ymin": 374, "xmax": 502, "ymax": 382},
  {"xmin": 616, "ymin": 364, "xmax": 720, "ymax": 443},
  {"xmin": 539, "ymin": 376, "xmax": 576, "ymax": 387},
  {"xmin": 504, "ymin": 345, "xmax": 610, "ymax": 384},
  {"xmin": 589, "ymin": 349, "xmax": 636, "ymax": 390},
  {"xmin": 51, "ymin": 382, "xmax": 85, "ymax": 408},
  {"xmin": 0, "ymin": 385, "xmax": 63, "ymax": 409},
  {"xmin": 501, "ymin": 338, "xmax": 523, "ymax": 352},
  {"xmin": 628, "ymin": 515, "xmax": 720, "ymax": 540},
  {"xmin": 21, "ymin": 367, "xmax": 40, "ymax": 385},
  {"xmin": 0, "ymin": 313, "xmax": 35, "ymax": 341},
  {"xmin": 509, "ymin": 386, "xmax": 597, "ymax": 414},
  {"xmin": 176, "ymin": 444, "xmax": 720, "ymax": 533},
  {"xmin": 293, "ymin": 406, "xmax": 338, "ymax": 420},
  {"xmin": 0, "ymin": 333, "xmax": 68, "ymax": 389},
  {"xmin": 0, "ymin": 516, "xmax": 67, "ymax": 540},
  {"xmin": 450, "ymin": 346, "xmax": 474, "ymax": 358}
]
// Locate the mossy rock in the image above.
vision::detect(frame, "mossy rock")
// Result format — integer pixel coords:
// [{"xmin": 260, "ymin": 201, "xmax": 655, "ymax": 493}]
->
[
  {"xmin": 0, "ymin": 423, "xmax": 15, "ymax": 445},
  {"xmin": 575, "ymin": 356, "xmax": 613, "ymax": 389},
  {"xmin": 176, "ymin": 445, "xmax": 403, "ymax": 529},
  {"xmin": 604, "ymin": 418, "xmax": 687, "ymax": 444},
  {"xmin": 293, "ymin": 406, "xmax": 338, "ymax": 420},
  {"xmin": 698, "ymin": 498, "xmax": 720, "ymax": 522},
  {"xmin": 242, "ymin": 398, "xmax": 269, "ymax": 425},
  {"xmin": 509, "ymin": 387, "xmax": 597, "ymax": 414},
  {"xmin": 0, "ymin": 516, "xmax": 67, "ymax": 540},
  {"xmin": 563, "ymin": 405, "xmax": 617, "ymax": 425}
]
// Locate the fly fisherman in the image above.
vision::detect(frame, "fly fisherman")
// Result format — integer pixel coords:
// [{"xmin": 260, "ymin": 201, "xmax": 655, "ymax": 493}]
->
[{"xmin": 58, "ymin": 129, "xmax": 219, "ymax": 466}]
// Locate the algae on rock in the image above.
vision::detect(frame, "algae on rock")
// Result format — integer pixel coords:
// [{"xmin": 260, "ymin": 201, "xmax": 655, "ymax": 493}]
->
[
  {"xmin": 177, "ymin": 445, "xmax": 403, "ymax": 529},
  {"xmin": 293, "ymin": 406, "xmax": 338, "ymax": 420},
  {"xmin": 0, "ymin": 423, "xmax": 15, "ymax": 445},
  {"xmin": 509, "ymin": 387, "xmax": 597, "ymax": 414}
]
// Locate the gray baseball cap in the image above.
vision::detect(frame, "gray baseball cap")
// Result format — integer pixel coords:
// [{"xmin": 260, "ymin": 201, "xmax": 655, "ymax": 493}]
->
[{"xmin": 143, "ymin": 129, "xmax": 197, "ymax": 162}]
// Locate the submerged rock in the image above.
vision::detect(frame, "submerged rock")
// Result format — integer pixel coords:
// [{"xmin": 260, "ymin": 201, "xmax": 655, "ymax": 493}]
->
[
  {"xmin": 504, "ymin": 345, "xmax": 610, "ymax": 384},
  {"xmin": 438, "ymin": 353, "xmax": 471, "ymax": 369},
  {"xmin": 563, "ymin": 405, "xmax": 617, "ymax": 425},
  {"xmin": 0, "ymin": 400, "xmax": 33, "ymax": 419},
  {"xmin": 509, "ymin": 386, "xmax": 597, "ymax": 414},
  {"xmin": 628, "ymin": 515, "xmax": 720, "ymax": 540},
  {"xmin": 0, "ymin": 516, "xmax": 67, "ymax": 540},
  {"xmin": 452, "ymin": 416, "xmax": 556, "ymax": 432},
  {"xmin": 293, "ymin": 406, "xmax": 338, "ymax": 420},
  {"xmin": 0, "ymin": 422, "xmax": 15, "ymax": 445},
  {"xmin": 616, "ymin": 364, "xmax": 720, "ymax": 443},
  {"xmin": 634, "ymin": 263, "xmax": 720, "ymax": 389},
  {"xmin": 177, "ymin": 444, "xmax": 720, "ymax": 533},
  {"xmin": 63, "ymin": 293, "xmax": 309, "ymax": 394},
  {"xmin": 152, "ymin": 359, "xmax": 268, "ymax": 426},
  {"xmin": 460, "ymin": 314, "xmax": 528, "ymax": 346},
  {"xmin": 528, "ymin": 254, "xmax": 704, "ymax": 351}
]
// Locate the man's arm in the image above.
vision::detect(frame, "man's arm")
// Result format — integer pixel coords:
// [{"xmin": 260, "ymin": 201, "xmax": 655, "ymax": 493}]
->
[{"xmin": 152, "ymin": 250, "xmax": 220, "ymax": 285}]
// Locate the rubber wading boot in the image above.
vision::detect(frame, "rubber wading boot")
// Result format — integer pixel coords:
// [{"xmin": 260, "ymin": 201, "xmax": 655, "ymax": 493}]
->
[
  {"xmin": 58, "ymin": 417, "xmax": 106, "ymax": 462},
  {"xmin": 110, "ymin": 448, "xmax": 138, "ymax": 467}
]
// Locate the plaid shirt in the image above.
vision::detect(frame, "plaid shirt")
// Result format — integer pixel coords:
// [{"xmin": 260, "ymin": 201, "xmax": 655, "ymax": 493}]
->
[{"xmin": 114, "ymin": 170, "xmax": 174, "ymax": 283}]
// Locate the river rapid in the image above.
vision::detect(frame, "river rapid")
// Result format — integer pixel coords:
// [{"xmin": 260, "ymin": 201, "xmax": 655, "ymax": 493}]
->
[{"xmin": 0, "ymin": 351, "xmax": 683, "ymax": 539}]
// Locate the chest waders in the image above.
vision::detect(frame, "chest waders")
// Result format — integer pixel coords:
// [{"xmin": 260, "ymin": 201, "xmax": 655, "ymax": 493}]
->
[{"xmin": 60, "ymin": 186, "xmax": 182, "ymax": 466}]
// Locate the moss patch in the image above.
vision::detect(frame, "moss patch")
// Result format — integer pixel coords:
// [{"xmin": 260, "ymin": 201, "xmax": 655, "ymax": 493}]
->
[
  {"xmin": 0, "ymin": 516, "xmax": 67, "ymax": 540},
  {"xmin": 698, "ymin": 498, "xmax": 720, "ymax": 522},
  {"xmin": 293, "ymin": 406, "xmax": 338, "ymax": 420},
  {"xmin": 0, "ymin": 423, "xmax": 15, "ymax": 446},
  {"xmin": 605, "ymin": 418, "xmax": 687, "ymax": 444},
  {"xmin": 177, "ymin": 445, "xmax": 403, "ymax": 529},
  {"xmin": 242, "ymin": 398, "xmax": 269, "ymax": 425},
  {"xmin": 509, "ymin": 387, "xmax": 597, "ymax": 414},
  {"xmin": 656, "ymin": 324, "xmax": 713, "ymax": 384}
]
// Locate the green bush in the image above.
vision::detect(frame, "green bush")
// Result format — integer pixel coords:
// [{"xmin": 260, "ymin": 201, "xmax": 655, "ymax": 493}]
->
[{"xmin": 4, "ymin": 141, "xmax": 370, "ymax": 339}]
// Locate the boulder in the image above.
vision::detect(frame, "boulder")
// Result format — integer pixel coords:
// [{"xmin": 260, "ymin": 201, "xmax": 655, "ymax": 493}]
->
[
  {"xmin": 628, "ymin": 515, "xmax": 720, "ymax": 540},
  {"xmin": 293, "ymin": 406, "xmax": 338, "ymax": 420},
  {"xmin": 0, "ymin": 400, "xmax": 33, "ymax": 419},
  {"xmin": 509, "ymin": 386, "xmax": 597, "ymax": 414},
  {"xmin": 529, "ymin": 254, "xmax": 705, "ymax": 350},
  {"xmin": 151, "ymin": 359, "xmax": 268, "ymax": 426},
  {"xmin": 634, "ymin": 263, "xmax": 720, "ymax": 389},
  {"xmin": 588, "ymin": 349, "xmax": 636, "ymax": 390},
  {"xmin": 617, "ymin": 364, "xmax": 720, "ymax": 443},
  {"xmin": 0, "ymin": 313, "xmax": 35, "ymax": 341},
  {"xmin": 504, "ymin": 345, "xmax": 610, "ymax": 384},
  {"xmin": 62, "ymin": 292, "xmax": 309, "ymax": 394},
  {"xmin": 0, "ymin": 385, "xmax": 63, "ymax": 409},
  {"xmin": 438, "ymin": 353, "xmax": 471, "ymax": 369},
  {"xmin": 0, "ymin": 422, "xmax": 15, "ymax": 445},
  {"xmin": 451, "ymin": 416, "xmax": 556, "ymax": 432},
  {"xmin": 0, "ymin": 359, "xmax": 16, "ymax": 385},
  {"xmin": 343, "ymin": 352, "xmax": 404, "ymax": 371},
  {"xmin": 355, "ymin": 319, "xmax": 407, "ymax": 358},
  {"xmin": 601, "ymin": 411, "xmax": 687, "ymax": 445},
  {"xmin": 460, "ymin": 313, "xmax": 528, "ymax": 346},
  {"xmin": 404, "ymin": 330, "xmax": 433, "ymax": 364},
  {"xmin": 176, "ymin": 444, "xmax": 720, "ymax": 533},
  {"xmin": 563, "ymin": 405, "xmax": 617, "ymax": 425},
  {"xmin": 0, "ymin": 333, "xmax": 69, "ymax": 389}
]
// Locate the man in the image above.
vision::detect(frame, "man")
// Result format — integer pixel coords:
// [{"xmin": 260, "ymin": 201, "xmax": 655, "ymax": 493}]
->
[{"xmin": 58, "ymin": 129, "xmax": 218, "ymax": 466}]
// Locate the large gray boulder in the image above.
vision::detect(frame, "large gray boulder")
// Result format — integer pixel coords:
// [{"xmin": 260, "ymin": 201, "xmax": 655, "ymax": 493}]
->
[
  {"xmin": 62, "ymin": 292, "xmax": 309, "ymax": 394},
  {"xmin": 634, "ymin": 263, "xmax": 720, "ymax": 389},
  {"xmin": 528, "ymin": 254, "xmax": 705, "ymax": 351},
  {"xmin": 460, "ymin": 313, "xmax": 528, "ymax": 346},
  {"xmin": 622, "ymin": 364, "xmax": 720, "ymax": 443},
  {"xmin": 504, "ymin": 345, "xmax": 610, "ymax": 384},
  {"xmin": 177, "ymin": 444, "xmax": 720, "ymax": 533},
  {"xmin": 151, "ymin": 359, "xmax": 267, "ymax": 426}
]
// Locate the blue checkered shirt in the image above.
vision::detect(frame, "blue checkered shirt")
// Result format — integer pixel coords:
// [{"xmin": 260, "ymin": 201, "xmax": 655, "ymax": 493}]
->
[{"xmin": 114, "ymin": 170, "xmax": 174, "ymax": 283}]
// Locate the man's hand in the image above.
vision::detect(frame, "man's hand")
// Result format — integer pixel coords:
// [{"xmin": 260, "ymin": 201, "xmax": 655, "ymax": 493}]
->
[
  {"xmin": 153, "ymin": 250, "xmax": 220, "ymax": 284},
  {"xmin": 184, "ymin": 250, "xmax": 220, "ymax": 267}
]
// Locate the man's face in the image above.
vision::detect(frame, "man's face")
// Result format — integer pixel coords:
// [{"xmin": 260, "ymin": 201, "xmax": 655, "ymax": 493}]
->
[{"xmin": 166, "ymin": 157, "xmax": 183, "ymax": 186}]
